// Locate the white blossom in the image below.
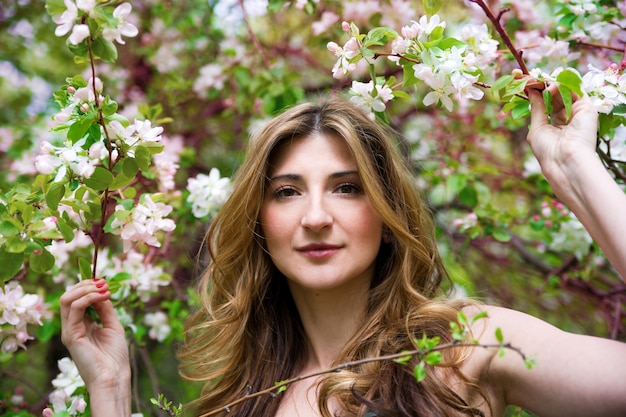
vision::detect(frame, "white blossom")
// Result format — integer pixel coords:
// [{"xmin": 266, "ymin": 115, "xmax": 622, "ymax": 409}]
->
[
  {"xmin": 549, "ymin": 213, "xmax": 593, "ymax": 260},
  {"xmin": 51, "ymin": 357, "xmax": 84, "ymax": 397},
  {"xmin": 145, "ymin": 311, "xmax": 171, "ymax": 341},
  {"xmin": 110, "ymin": 195, "xmax": 176, "ymax": 248},
  {"xmin": 45, "ymin": 389, "xmax": 87, "ymax": 416},
  {"xmin": 68, "ymin": 24, "xmax": 89, "ymax": 45},
  {"xmin": 0, "ymin": 283, "xmax": 50, "ymax": 353},
  {"xmin": 327, "ymin": 37, "xmax": 361, "ymax": 78},
  {"xmin": 186, "ymin": 168, "xmax": 232, "ymax": 218},
  {"xmin": 349, "ymin": 80, "xmax": 394, "ymax": 117},
  {"xmin": 52, "ymin": 0, "xmax": 78, "ymax": 37},
  {"xmin": 102, "ymin": 2, "xmax": 139, "ymax": 44},
  {"xmin": 193, "ymin": 63, "xmax": 227, "ymax": 96}
]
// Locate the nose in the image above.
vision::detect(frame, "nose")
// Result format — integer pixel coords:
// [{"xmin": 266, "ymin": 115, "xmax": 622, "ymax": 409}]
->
[{"xmin": 300, "ymin": 194, "xmax": 333, "ymax": 232}]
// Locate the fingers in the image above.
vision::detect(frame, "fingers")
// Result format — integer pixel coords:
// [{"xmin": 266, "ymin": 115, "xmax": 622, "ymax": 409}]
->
[{"xmin": 60, "ymin": 279, "xmax": 112, "ymax": 346}]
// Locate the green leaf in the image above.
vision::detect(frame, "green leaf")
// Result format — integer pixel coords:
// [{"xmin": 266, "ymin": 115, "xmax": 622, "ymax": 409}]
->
[
  {"xmin": 45, "ymin": 0, "xmax": 66, "ymax": 15},
  {"xmin": 109, "ymin": 172, "xmax": 134, "ymax": 191},
  {"xmin": 459, "ymin": 185, "xmax": 478, "ymax": 207},
  {"xmin": 0, "ymin": 220, "xmax": 20, "ymax": 237},
  {"xmin": 29, "ymin": 248, "xmax": 56, "ymax": 273},
  {"xmin": 491, "ymin": 74, "xmax": 515, "ymax": 93},
  {"xmin": 542, "ymin": 89, "xmax": 553, "ymax": 114},
  {"xmin": 83, "ymin": 166, "xmax": 113, "ymax": 191},
  {"xmin": 123, "ymin": 157, "xmax": 139, "ymax": 178},
  {"xmin": 57, "ymin": 218, "xmax": 75, "ymax": 242},
  {"xmin": 67, "ymin": 115, "xmax": 94, "ymax": 142},
  {"xmin": 392, "ymin": 90, "xmax": 411, "ymax": 100},
  {"xmin": 471, "ymin": 310, "xmax": 488, "ymax": 324},
  {"xmin": 267, "ymin": 0, "xmax": 288, "ymax": 12},
  {"xmin": 363, "ymin": 27, "xmax": 398, "ymax": 47},
  {"xmin": 457, "ymin": 311, "xmax": 468, "ymax": 326},
  {"xmin": 134, "ymin": 146, "xmax": 152, "ymax": 170},
  {"xmin": 0, "ymin": 250, "xmax": 24, "ymax": 281},
  {"xmin": 425, "ymin": 351, "xmax": 443, "ymax": 366},
  {"xmin": 446, "ymin": 174, "xmax": 467, "ymax": 195},
  {"xmin": 36, "ymin": 318, "xmax": 61, "ymax": 343},
  {"xmin": 92, "ymin": 37, "xmax": 118, "ymax": 63},
  {"xmin": 429, "ymin": 25, "xmax": 445, "ymax": 42},
  {"xmin": 422, "ymin": 0, "xmax": 443, "ymax": 15},
  {"xmin": 101, "ymin": 96, "xmax": 119, "ymax": 116},
  {"xmin": 413, "ymin": 361, "xmax": 427, "ymax": 382},
  {"xmin": 5, "ymin": 237, "xmax": 27, "ymax": 253},
  {"xmin": 495, "ymin": 327, "xmax": 504, "ymax": 344},
  {"xmin": 46, "ymin": 182, "xmax": 65, "ymax": 210},
  {"xmin": 556, "ymin": 84, "xmax": 573, "ymax": 120},
  {"xmin": 86, "ymin": 123, "xmax": 102, "ymax": 146},
  {"xmin": 556, "ymin": 69, "xmax": 583, "ymax": 97},
  {"xmin": 492, "ymin": 228, "xmax": 511, "ymax": 242},
  {"xmin": 437, "ymin": 37, "xmax": 466, "ymax": 51},
  {"xmin": 394, "ymin": 350, "xmax": 413, "ymax": 365},
  {"xmin": 78, "ymin": 256, "xmax": 92, "ymax": 280},
  {"xmin": 507, "ymin": 99, "xmax": 531, "ymax": 120}
]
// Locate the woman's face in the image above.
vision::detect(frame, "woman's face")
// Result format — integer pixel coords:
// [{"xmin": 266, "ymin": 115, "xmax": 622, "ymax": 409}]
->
[{"xmin": 259, "ymin": 132, "xmax": 384, "ymax": 295}]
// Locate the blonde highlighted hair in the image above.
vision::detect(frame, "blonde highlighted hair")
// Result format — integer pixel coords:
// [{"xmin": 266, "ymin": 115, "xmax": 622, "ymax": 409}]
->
[{"xmin": 178, "ymin": 97, "xmax": 485, "ymax": 416}]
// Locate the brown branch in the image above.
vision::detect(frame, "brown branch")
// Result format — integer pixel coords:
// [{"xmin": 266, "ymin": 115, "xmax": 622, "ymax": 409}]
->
[
  {"xmin": 596, "ymin": 146, "xmax": 626, "ymax": 183},
  {"xmin": 86, "ymin": 39, "xmax": 116, "ymax": 280},
  {"xmin": 373, "ymin": 52, "xmax": 421, "ymax": 65},
  {"xmin": 238, "ymin": 0, "xmax": 271, "ymax": 70},
  {"xmin": 469, "ymin": 0, "xmax": 529, "ymax": 74},
  {"xmin": 1, "ymin": 369, "xmax": 48, "ymax": 403},
  {"xmin": 610, "ymin": 299, "xmax": 622, "ymax": 340},
  {"xmin": 575, "ymin": 40, "xmax": 624, "ymax": 53},
  {"xmin": 199, "ymin": 341, "xmax": 526, "ymax": 416}
]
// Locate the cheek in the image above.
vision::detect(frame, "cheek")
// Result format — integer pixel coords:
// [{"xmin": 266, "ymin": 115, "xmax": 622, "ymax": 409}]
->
[
  {"xmin": 259, "ymin": 207, "xmax": 291, "ymax": 246},
  {"xmin": 351, "ymin": 207, "xmax": 384, "ymax": 245}
]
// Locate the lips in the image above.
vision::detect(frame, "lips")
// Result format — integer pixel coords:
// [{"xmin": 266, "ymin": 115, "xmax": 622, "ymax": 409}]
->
[{"xmin": 296, "ymin": 243, "xmax": 342, "ymax": 258}]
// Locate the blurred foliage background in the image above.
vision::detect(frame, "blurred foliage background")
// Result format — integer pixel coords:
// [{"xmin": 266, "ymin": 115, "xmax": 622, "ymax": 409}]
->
[{"xmin": 1, "ymin": 0, "xmax": 625, "ymax": 415}]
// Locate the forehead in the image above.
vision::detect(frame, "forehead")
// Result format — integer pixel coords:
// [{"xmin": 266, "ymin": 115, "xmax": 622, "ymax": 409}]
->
[{"xmin": 267, "ymin": 133, "xmax": 357, "ymax": 176}]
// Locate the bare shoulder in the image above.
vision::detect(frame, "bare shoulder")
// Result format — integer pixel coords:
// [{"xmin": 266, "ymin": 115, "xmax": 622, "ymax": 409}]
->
[{"xmin": 460, "ymin": 304, "xmax": 626, "ymax": 417}]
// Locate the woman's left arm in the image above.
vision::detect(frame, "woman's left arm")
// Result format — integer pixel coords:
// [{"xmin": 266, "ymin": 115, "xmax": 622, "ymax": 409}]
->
[
  {"xmin": 527, "ymin": 89, "xmax": 626, "ymax": 280},
  {"xmin": 474, "ymin": 305, "xmax": 626, "ymax": 417}
]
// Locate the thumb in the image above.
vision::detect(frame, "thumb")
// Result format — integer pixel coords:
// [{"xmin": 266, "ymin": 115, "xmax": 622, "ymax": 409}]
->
[
  {"xmin": 527, "ymin": 88, "xmax": 548, "ymax": 131},
  {"xmin": 92, "ymin": 299, "xmax": 123, "ymax": 332}
]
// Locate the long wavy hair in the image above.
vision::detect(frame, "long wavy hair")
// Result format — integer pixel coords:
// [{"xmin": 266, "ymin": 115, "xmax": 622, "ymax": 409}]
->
[{"xmin": 178, "ymin": 97, "xmax": 486, "ymax": 417}]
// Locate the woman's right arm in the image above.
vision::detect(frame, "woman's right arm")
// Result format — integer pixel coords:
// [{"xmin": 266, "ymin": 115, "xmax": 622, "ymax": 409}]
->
[
  {"xmin": 60, "ymin": 278, "xmax": 132, "ymax": 416},
  {"xmin": 526, "ymin": 89, "xmax": 626, "ymax": 280}
]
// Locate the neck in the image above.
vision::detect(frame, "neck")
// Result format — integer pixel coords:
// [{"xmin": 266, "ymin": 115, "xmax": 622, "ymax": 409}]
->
[{"xmin": 288, "ymin": 283, "xmax": 369, "ymax": 372}]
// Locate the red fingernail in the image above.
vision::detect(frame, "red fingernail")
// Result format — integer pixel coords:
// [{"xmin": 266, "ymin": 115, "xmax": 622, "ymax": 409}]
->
[
  {"xmin": 96, "ymin": 282, "xmax": 105, "ymax": 288},
  {"xmin": 99, "ymin": 290, "xmax": 108, "ymax": 295}
]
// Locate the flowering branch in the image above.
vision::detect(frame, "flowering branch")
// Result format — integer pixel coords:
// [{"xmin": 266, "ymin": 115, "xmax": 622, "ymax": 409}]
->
[
  {"xmin": 468, "ymin": 0, "xmax": 529, "ymax": 74},
  {"xmin": 199, "ymin": 339, "xmax": 528, "ymax": 416}
]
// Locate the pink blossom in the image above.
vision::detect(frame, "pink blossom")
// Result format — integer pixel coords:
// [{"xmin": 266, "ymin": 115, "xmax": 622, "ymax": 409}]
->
[{"xmin": 312, "ymin": 11, "xmax": 339, "ymax": 36}]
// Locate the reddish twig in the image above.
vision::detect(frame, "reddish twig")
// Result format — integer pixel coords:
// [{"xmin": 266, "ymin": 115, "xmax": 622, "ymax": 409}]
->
[{"xmin": 469, "ymin": 0, "xmax": 529, "ymax": 74}]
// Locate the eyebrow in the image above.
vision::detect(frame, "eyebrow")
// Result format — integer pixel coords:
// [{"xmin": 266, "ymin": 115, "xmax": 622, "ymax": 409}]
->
[{"xmin": 268, "ymin": 170, "xmax": 360, "ymax": 183}]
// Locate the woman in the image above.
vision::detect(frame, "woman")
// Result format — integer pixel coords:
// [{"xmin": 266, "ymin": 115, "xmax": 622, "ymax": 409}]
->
[{"xmin": 60, "ymin": 90, "xmax": 626, "ymax": 417}]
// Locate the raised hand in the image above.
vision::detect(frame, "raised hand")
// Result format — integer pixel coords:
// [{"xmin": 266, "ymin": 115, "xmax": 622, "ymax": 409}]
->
[
  {"xmin": 60, "ymin": 278, "xmax": 131, "ymax": 415},
  {"xmin": 526, "ymin": 86, "xmax": 626, "ymax": 281}
]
